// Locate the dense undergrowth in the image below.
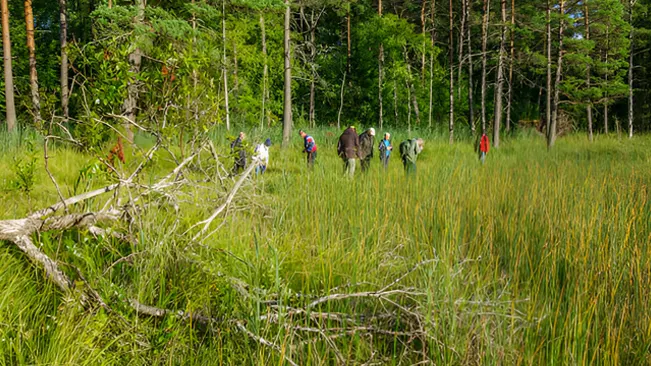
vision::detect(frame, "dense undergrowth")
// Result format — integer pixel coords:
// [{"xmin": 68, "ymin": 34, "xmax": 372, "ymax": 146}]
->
[{"xmin": 1, "ymin": 128, "xmax": 650, "ymax": 365}]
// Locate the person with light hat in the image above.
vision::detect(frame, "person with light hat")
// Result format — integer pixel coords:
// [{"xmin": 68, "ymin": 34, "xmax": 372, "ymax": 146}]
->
[
  {"xmin": 378, "ymin": 132, "xmax": 393, "ymax": 169},
  {"xmin": 358, "ymin": 127, "xmax": 376, "ymax": 172},
  {"xmin": 337, "ymin": 125, "xmax": 359, "ymax": 178}
]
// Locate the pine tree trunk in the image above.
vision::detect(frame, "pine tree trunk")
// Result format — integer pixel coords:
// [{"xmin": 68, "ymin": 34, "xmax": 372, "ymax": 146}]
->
[
  {"xmin": 404, "ymin": 47, "xmax": 421, "ymax": 125},
  {"xmin": 505, "ymin": 0, "xmax": 514, "ymax": 132},
  {"xmin": 0, "ymin": 0, "xmax": 15, "ymax": 131},
  {"xmin": 493, "ymin": 0, "xmax": 507, "ymax": 148},
  {"xmin": 585, "ymin": 0, "xmax": 593, "ymax": 142},
  {"xmin": 378, "ymin": 0, "xmax": 384, "ymax": 130},
  {"xmin": 222, "ymin": 0, "xmax": 231, "ymax": 131},
  {"xmin": 548, "ymin": 0, "xmax": 564, "ymax": 148},
  {"xmin": 309, "ymin": 9, "xmax": 316, "ymax": 128},
  {"xmin": 282, "ymin": 0, "xmax": 292, "ymax": 147},
  {"xmin": 24, "ymin": 0, "xmax": 41, "ymax": 126},
  {"xmin": 545, "ymin": 0, "xmax": 551, "ymax": 136},
  {"xmin": 481, "ymin": 0, "xmax": 490, "ymax": 135},
  {"xmin": 260, "ymin": 13, "xmax": 269, "ymax": 129},
  {"xmin": 467, "ymin": 0, "xmax": 475, "ymax": 133},
  {"xmin": 628, "ymin": 0, "xmax": 633, "ymax": 139},
  {"xmin": 122, "ymin": 0, "xmax": 145, "ymax": 143},
  {"xmin": 449, "ymin": 0, "xmax": 454, "ymax": 144},
  {"xmin": 59, "ymin": 0, "xmax": 69, "ymax": 123}
]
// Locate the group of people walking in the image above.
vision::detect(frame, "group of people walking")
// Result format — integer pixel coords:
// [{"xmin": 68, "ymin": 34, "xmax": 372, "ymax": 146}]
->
[
  {"xmin": 300, "ymin": 126, "xmax": 426, "ymax": 177},
  {"xmin": 231, "ymin": 126, "xmax": 489, "ymax": 177}
]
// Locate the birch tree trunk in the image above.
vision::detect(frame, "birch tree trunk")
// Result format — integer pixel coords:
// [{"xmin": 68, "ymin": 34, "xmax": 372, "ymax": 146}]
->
[
  {"xmin": 467, "ymin": 0, "xmax": 475, "ymax": 133},
  {"xmin": 548, "ymin": 0, "xmax": 564, "ymax": 148},
  {"xmin": 458, "ymin": 0, "xmax": 466, "ymax": 99},
  {"xmin": 393, "ymin": 80, "xmax": 399, "ymax": 125},
  {"xmin": 260, "ymin": 13, "xmax": 269, "ymax": 129},
  {"xmin": 449, "ymin": 0, "xmax": 454, "ymax": 143},
  {"xmin": 421, "ymin": 0, "xmax": 427, "ymax": 79},
  {"xmin": 222, "ymin": 0, "xmax": 231, "ymax": 131},
  {"xmin": 282, "ymin": 0, "xmax": 292, "ymax": 147},
  {"xmin": 309, "ymin": 9, "xmax": 316, "ymax": 128},
  {"xmin": 628, "ymin": 0, "xmax": 634, "ymax": 139},
  {"xmin": 505, "ymin": 0, "xmax": 514, "ymax": 132},
  {"xmin": 122, "ymin": 0, "xmax": 145, "ymax": 143},
  {"xmin": 493, "ymin": 0, "xmax": 507, "ymax": 148},
  {"xmin": 428, "ymin": 0, "xmax": 436, "ymax": 129},
  {"xmin": 481, "ymin": 0, "xmax": 490, "ymax": 135},
  {"xmin": 59, "ymin": 0, "xmax": 69, "ymax": 123},
  {"xmin": 347, "ymin": 6, "xmax": 351, "ymax": 74},
  {"xmin": 585, "ymin": 0, "xmax": 593, "ymax": 142},
  {"xmin": 378, "ymin": 0, "xmax": 384, "ymax": 130},
  {"xmin": 545, "ymin": 0, "xmax": 551, "ymax": 136},
  {"xmin": 25, "ymin": 0, "xmax": 42, "ymax": 126},
  {"xmin": 1, "ymin": 0, "xmax": 16, "ymax": 131},
  {"xmin": 603, "ymin": 25, "xmax": 609, "ymax": 135}
]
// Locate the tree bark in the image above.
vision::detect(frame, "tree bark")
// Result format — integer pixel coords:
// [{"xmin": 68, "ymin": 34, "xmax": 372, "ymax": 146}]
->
[
  {"xmin": 347, "ymin": 5, "xmax": 351, "ymax": 74},
  {"xmin": 628, "ymin": 0, "xmax": 634, "ymax": 138},
  {"xmin": 481, "ymin": 0, "xmax": 490, "ymax": 135},
  {"xmin": 449, "ymin": 0, "xmax": 454, "ymax": 144},
  {"xmin": 122, "ymin": 0, "xmax": 145, "ymax": 143},
  {"xmin": 25, "ymin": 0, "xmax": 42, "ymax": 126},
  {"xmin": 260, "ymin": 13, "xmax": 269, "ymax": 129},
  {"xmin": 222, "ymin": 0, "xmax": 231, "ymax": 131},
  {"xmin": 309, "ymin": 9, "xmax": 316, "ymax": 128},
  {"xmin": 393, "ymin": 80, "xmax": 399, "ymax": 125},
  {"xmin": 505, "ymin": 0, "xmax": 514, "ymax": 132},
  {"xmin": 458, "ymin": 0, "xmax": 466, "ymax": 99},
  {"xmin": 545, "ymin": 0, "xmax": 551, "ymax": 136},
  {"xmin": 421, "ymin": 0, "xmax": 427, "ymax": 79},
  {"xmin": 282, "ymin": 0, "xmax": 292, "ymax": 147},
  {"xmin": 404, "ymin": 47, "xmax": 421, "ymax": 125},
  {"xmin": 1, "ymin": 0, "xmax": 16, "ymax": 131},
  {"xmin": 493, "ymin": 0, "xmax": 507, "ymax": 148},
  {"xmin": 548, "ymin": 0, "xmax": 564, "ymax": 148},
  {"xmin": 585, "ymin": 0, "xmax": 593, "ymax": 142},
  {"xmin": 467, "ymin": 0, "xmax": 475, "ymax": 133},
  {"xmin": 59, "ymin": 0, "xmax": 69, "ymax": 123},
  {"xmin": 378, "ymin": 0, "xmax": 384, "ymax": 130},
  {"xmin": 428, "ymin": 0, "xmax": 436, "ymax": 129},
  {"xmin": 604, "ymin": 24, "xmax": 609, "ymax": 134}
]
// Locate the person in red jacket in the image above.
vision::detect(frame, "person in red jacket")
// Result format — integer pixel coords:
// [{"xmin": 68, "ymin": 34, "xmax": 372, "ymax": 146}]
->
[{"xmin": 478, "ymin": 133, "xmax": 490, "ymax": 164}]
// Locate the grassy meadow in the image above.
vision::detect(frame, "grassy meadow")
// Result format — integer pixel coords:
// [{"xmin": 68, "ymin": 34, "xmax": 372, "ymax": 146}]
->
[{"xmin": 1, "ymin": 128, "xmax": 651, "ymax": 365}]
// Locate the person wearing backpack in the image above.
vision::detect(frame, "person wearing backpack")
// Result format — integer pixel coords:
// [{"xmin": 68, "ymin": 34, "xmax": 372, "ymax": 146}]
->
[
  {"xmin": 358, "ymin": 128, "xmax": 376, "ymax": 172},
  {"xmin": 230, "ymin": 131, "xmax": 247, "ymax": 174},
  {"xmin": 378, "ymin": 132, "xmax": 392, "ymax": 169},
  {"xmin": 399, "ymin": 138, "xmax": 424, "ymax": 175},
  {"xmin": 299, "ymin": 130, "xmax": 317, "ymax": 168}
]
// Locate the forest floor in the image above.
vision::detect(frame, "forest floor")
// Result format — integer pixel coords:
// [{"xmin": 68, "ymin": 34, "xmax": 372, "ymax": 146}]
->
[{"xmin": 1, "ymin": 129, "xmax": 650, "ymax": 365}]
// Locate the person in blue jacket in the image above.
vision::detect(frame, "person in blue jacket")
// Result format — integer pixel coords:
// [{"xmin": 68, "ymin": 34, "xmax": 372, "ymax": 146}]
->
[{"xmin": 378, "ymin": 132, "xmax": 393, "ymax": 169}]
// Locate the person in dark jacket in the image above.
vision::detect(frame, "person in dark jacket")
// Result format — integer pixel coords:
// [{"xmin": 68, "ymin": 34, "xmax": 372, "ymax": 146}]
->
[
  {"xmin": 230, "ymin": 131, "xmax": 247, "ymax": 174},
  {"xmin": 399, "ymin": 138, "xmax": 424, "ymax": 175},
  {"xmin": 299, "ymin": 130, "xmax": 318, "ymax": 168},
  {"xmin": 337, "ymin": 126, "xmax": 360, "ymax": 178},
  {"xmin": 358, "ymin": 128, "xmax": 376, "ymax": 172}
]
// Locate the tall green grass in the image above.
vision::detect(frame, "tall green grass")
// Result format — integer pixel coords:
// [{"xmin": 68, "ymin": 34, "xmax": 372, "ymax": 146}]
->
[{"xmin": 1, "ymin": 129, "xmax": 650, "ymax": 364}]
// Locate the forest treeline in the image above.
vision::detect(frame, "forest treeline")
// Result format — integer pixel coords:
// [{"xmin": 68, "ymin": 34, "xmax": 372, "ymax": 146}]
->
[{"xmin": 1, "ymin": 0, "xmax": 650, "ymax": 148}]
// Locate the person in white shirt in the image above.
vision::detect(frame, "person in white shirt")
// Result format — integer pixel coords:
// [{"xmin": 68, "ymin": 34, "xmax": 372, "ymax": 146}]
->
[{"xmin": 253, "ymin": 138, "xmax": 272, "ymax": 174}]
